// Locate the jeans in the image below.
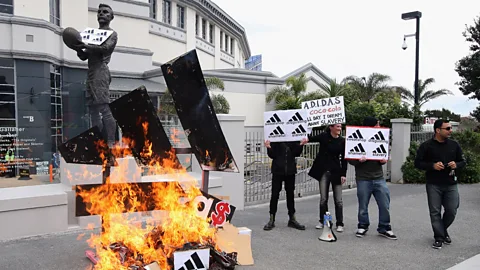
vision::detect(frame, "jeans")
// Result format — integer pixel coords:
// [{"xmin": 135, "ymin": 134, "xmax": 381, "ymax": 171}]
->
[
  {"xmin": 89, "ymin": 103, "xmax": 117, "ymax": 146},
  {"xmin": 319, "ymin": 172, "xmax": 343, "ymax": 226},
  {"xmin": 356, "ymin": 179, "xmax": 391, "ymax": 232},
  {"xmin": 269, "ymin": 174, "xmax": 296, "ymax": 217},
  {"xmin": 426, "ymin": 184, "xmax": 459, "ymax": 241}
]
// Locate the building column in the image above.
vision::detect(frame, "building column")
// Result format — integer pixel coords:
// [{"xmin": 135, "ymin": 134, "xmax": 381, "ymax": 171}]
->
[{"xmin": 390, "ymin": 118, "xmax": 413, "ymax": 183}]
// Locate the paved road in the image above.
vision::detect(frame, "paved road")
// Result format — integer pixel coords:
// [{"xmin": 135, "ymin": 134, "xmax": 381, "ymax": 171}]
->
[{"xmin": 0, "ymin": 184, "xmax": 479, "ymax": 270}]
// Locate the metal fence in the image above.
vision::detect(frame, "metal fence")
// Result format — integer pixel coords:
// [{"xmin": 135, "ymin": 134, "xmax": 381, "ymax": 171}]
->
[
  {"xmin": 410, "ymin": 125, "xmax": 434, "ymax": 144},
  {"xmin": 244, "ymin": 130, "xmax": 389, "ymax": 206}
]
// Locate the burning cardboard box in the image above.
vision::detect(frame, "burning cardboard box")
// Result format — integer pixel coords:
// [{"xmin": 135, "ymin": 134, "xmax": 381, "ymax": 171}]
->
[{"xmin": 59, "ymin": 50, "xmax": 251, "ymax": 270}]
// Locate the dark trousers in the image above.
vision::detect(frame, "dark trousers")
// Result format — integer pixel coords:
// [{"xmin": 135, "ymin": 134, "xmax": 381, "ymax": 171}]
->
[
  {"xmin": 89, "ymin": 103, "xmax": 117, "ymax": 146},
  {"xmin": 269, "ymin": 174, "xmax": 296, "ymax": 217},
  {"xmin": 426, "ymin": 184, "xmax": 459, "ymax": 241},
  {"xmin": 319, "ymin": 172, "xmax": 343, "ymax": 226}
]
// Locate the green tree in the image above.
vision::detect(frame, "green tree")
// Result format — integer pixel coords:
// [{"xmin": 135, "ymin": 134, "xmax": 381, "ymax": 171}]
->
[
  {"xmin": 471, "ymin": 105, "xmax": 480, "ymax": 122},
  {"xmin": 395, "ymin": 78, "xmax": 452, "ymax": 108},
  {"xmin": 455, "ymin": 15, "xmax": 480, "ymax": 100},
  {"xmin": 159, "ymin": 77, "xmax": 229, "ymax": 114},
  {"xmin": 266, "ymin": 73, "xmax": 309, "ymax": 110},
  {"xmin": 424, "ymin": 108, "xmax": 461, "ymax": 122},
  {"xmin": 343, "ymin": 73, "xmax": 393, "ymax": 103}
]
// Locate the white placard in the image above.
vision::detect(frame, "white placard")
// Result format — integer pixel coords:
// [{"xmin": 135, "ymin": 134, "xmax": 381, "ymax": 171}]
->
[
  {"xmin": 80, "ymin": 27, "xmax": 113, "ymax": 45},
  {"xmin": 301, "ymin": 96, "xmax": 345, "ymax": 128},
  {"xmin": 345, "ymin": 126, "xmax": 390, "ymax": 160},
  {"xmin": 264, "ymin": 109, "xmax": 310, "ymax": 142},
  {"xmin": 174, "ymin": 249, "xmax": 209, "ymax": 270}
]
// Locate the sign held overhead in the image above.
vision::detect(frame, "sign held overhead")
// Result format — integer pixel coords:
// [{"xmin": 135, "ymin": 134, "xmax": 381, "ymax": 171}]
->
[
  {"xmin": 264, "ymin": 109, "xmax": 310, "ymax": 142},
  {"xmin": 301, "ymin": 96, "xmax": 345, "ymax": 128}
]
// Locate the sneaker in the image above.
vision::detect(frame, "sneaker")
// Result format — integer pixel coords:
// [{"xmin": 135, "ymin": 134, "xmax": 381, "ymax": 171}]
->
[
  {"xmin": 444, "ymin": 235, "xmax": 451, "ymax": 245},
  {"xmin": 336, "ymin": 226, "xmax": 344, "ymax": 232},
  {"xmin": 379, "ymin": 231, "xmax": 397, "ymax": 240},
  {"xmin": 432, "ymin": 240, "xmax": 443, "ymax": 249},
  {"xmin": 316, "ymin": 222, "xmax": 324, "ymax": 229},
  {"xmin": 356, "ymin": 228, "xmax": 367, "ymax": 237}
]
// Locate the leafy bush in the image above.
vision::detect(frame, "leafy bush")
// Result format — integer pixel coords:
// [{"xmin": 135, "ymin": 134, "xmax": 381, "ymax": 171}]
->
[
  {"xmin": 401, "ymin": 131, "xmax": 480, "ymax": 184},
  {"xmin": 401, "ymin": 141, "xmax": 425, "ymax": 183}
]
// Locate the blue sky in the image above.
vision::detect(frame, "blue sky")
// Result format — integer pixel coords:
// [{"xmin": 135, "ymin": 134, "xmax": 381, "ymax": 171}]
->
[{"xmin": 213, "ymin": 0, "xmax": 480, "ymax": 116}]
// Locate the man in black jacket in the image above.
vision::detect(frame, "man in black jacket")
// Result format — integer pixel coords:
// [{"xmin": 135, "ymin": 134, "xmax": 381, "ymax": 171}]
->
[
  {"xmin": 415, "ymin": 119, "xmax": 466, "ymax": 249},
  {"xmin": 263, "ymin": 139, "xmax": 306, "ymax": 231}
]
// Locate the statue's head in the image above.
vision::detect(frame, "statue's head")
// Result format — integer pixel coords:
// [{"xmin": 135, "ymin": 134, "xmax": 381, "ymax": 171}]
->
[{"xmin": 98, "ymin": 4, "xmax": 114, "ymax": 25}]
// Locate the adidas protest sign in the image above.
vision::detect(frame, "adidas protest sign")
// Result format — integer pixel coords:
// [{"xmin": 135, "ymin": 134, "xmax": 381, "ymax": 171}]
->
[
  {"xmin": 264, "ymin": 109, "xmax": 310, "ymax": 142},
  {"xmin": 174, "ymin": 249, "xmax": 209, "ymax": 270},
  {"xmin": 301, "ymin": 96, "xmax": 345, "ymax": 128},
  {"xmin": 345, "ymin": 126, "xmax": 390, "ymax": 160}
]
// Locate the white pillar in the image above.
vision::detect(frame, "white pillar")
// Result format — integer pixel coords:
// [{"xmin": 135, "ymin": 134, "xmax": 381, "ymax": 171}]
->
[{"xmin": 390, "ymin": 118, "xmax": 413, "ymax": 183}]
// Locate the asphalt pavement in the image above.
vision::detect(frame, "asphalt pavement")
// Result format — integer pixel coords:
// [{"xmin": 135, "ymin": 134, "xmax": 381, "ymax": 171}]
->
[{"xmin": 0, "ymin": 183, "xmax": 479, "ymax": 270}]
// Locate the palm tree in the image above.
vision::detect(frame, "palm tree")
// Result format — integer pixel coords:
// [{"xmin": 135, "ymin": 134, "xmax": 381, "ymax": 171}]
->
[
  {"xmin": 159, "ymin": 77, "xmax": 230, "ymax": 114},
  {"xmin": 318, "ymin": 78, "xmax": 349, "ymax": 97},
  {"xmin": 266, "ymin": 73, "xmax": 309, "ymax": 110},
  {"xmin": 395, "ymin": 78, "xmax": 453, "ymax": 108},
  {"xmin": 343, "ymin": 73, "xmax": 393, "ymax": 103}
]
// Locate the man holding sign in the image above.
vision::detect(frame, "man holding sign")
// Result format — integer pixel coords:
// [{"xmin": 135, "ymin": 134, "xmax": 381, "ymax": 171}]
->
[
  {"xmin": 347, "ymin": 117, "xmax": 397, "ymax": 240},
  {"xmin": 263, "ymin": 139, "xmax": 307, "ymax": 231}
]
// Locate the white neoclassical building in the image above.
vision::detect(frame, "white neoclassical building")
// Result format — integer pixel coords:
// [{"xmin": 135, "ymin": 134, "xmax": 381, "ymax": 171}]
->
[{"xmin": 0, "ymin": 0, "xmax": 330, "ymax": 174}]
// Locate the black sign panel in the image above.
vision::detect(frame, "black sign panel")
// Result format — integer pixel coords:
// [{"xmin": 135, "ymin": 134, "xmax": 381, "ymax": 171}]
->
[
  {"xmin": 108, "ymin": 86, "xmax": 182, "ymax": 169},
  {"xmin": 58, "ymin": 126, "xmax": 105, "ymax": 165},
  {"xmin": 161, "ymin": 50, "xmax": 238, "ymax": 172}
]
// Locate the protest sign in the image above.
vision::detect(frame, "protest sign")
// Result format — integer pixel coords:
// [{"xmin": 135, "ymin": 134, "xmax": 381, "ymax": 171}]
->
[
  {"xmin": 301, "ymin": 96, "xmax": 345, "ymax": 128},
  {"xmin": 264, "ymin": 109, "xmax": 309, "ymax": 142},
  {"xmin": 344, "ymin": 126, "xmax": 390, "ymax": 160}
]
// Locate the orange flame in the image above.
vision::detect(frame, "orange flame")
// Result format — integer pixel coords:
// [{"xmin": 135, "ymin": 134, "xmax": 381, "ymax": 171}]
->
[{"xmin": 74, "ymin": 119, "xmax": 218, "ymax": 270}]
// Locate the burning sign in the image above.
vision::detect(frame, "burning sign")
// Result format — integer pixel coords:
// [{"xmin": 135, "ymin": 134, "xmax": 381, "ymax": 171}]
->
[{"xmin": 161, "ymin": 50, "xmax": 239, "ymax": 173}]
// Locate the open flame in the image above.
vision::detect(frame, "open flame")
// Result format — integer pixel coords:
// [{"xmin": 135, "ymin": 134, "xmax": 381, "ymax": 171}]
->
[{"xmin": 74, "ymin": 120, "xmax": 221, "ymax": 270}]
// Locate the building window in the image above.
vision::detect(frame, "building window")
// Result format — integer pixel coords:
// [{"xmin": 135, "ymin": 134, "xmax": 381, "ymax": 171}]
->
[
  {"xmin": 50, "ymin": 64, "xmax": 63, "ymax": 154},
  {"xmin": 195, "ymin": 15, "xmax": 199, "ymax": 36},
  {"xmin": 220, "ymin": 31, "xmax": 223, "ymax": 49},
  {"xmin": 201, "ymin": 19, "xmax": 206, "ymax": 40},
  {"xmin": 225, "ymin": 34, "xmax": 229, "ymax": 53},
  {"xmin": 209, "ymin": 24, "xmax": 214, "ymax": 44},
  {"xmin": 176, "ymin": 5, "xmax": 184, "ymax": 29},
  {"xmin": 0, "ymin": 0, "xmax": 13, "ymax": 15},
  {"xmin": 49, "ymin": 0, "xmax": 60, "ymax": 26},
  {"xmin": 0, "ymin": 58, "xmax": 15, "ymax": 128},
  {"xmin": 149, "ymin": 0, "xmax": 157, "ymax": 19},
  {"xmin": 162, "ymin": 0, "xmax": 171, "ymax": 24},
  {"xmin": 230, "ymin": 38, "xmax": 234, "ymax": 55}
]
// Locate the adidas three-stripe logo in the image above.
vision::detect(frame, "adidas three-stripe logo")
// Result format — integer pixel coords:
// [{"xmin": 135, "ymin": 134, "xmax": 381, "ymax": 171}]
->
[
  {"xmin": 178, "ymin": 252, "xmax": 205, "ymax": 270},
  {"xmin": 370, "ymin": 131, "xmax": 386, "ymax": 141},
  {"xmin": 348, "ymin": 130, "xmax": 364, "ymax": 139},
  {"xmin": 373, "ymin": 144, "xmax": 387, "ymax": 154},
  {"xmin": 292, "ymin": 125, "xmax": 307, "ymax": 134},
  {"xmin": 349, "ymin": 143, "xmax": 366, "ymax": 153},
  {"xmin": 288, "ymin": 112, "xmax": 304, "ymax": 122},
  {"xmin": 266, "ymin": 113, "xmax": 282, "ymax": 124},
  {"xmin": 270, "ymin": 126, "xmax": 285, "ymax": 136}
]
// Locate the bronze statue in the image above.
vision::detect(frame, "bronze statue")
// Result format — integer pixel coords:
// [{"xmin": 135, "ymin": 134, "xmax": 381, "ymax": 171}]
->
[{"xmin": 63, "ymin": 3, "xmax": 118, "ymax": 147}]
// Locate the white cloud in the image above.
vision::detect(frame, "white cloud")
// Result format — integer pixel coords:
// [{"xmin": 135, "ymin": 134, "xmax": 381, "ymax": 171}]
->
[{"xmin": 212, "ymin": 0, "xmax": 480, "ymax": 116}]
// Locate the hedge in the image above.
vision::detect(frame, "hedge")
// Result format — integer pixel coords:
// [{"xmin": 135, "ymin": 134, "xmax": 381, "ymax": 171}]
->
[{"xmin": 401, "ymin": 130, "xmax": 480, "ymax": 184}]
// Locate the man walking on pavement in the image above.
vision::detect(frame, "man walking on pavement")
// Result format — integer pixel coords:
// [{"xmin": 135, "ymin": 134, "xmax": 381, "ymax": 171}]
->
[
  {"xmin": 263, "ymin": 139, "xmax": 307, "ymax": 231},
  {"xmin": 348, "ymin": 116, "xmax": 397, "ymax": 240},
  {"xmin": 415, "ymin": 119, "xmax": 466, "ymax": 249}
]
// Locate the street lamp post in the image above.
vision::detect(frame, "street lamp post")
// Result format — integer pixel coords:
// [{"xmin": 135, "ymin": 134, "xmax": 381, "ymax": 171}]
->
[{"xmin": 401, "ymin": 11, "xmax": 422, "ymax": 107}]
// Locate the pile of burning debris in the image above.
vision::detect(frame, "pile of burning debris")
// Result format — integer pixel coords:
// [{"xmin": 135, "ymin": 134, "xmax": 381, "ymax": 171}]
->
[{"xmin": 95, "ymin": 225, "xmax": 237, "ymax": 270}]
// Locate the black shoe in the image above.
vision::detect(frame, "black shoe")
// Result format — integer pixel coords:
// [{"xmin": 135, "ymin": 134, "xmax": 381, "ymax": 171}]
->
[
  {"xmin": 444, "ymin": 235, "xmax": 451, "ymax": 245},
  {"xmin": 378, "ymin": 231, "xmax": 397, "ymax": 240},
  {"xmin": 263, "ymin": 214, "xmax": 275, "ymax": 231},
  {"xmin": 356, "ymin": 228, "xmax": 368, "ymax": 238},
  {"xmin": 287, "ymin": 215, "xmax": 305, "ymax": 230},
  {"xmin": 432, "ymin": 240, "xmax": 443, "ymax": 249}
]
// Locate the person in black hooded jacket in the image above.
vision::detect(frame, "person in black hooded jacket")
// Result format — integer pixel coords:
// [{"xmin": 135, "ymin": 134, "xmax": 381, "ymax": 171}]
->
[
  {"xmin": 263, "ymin": 139, "xmax": 306, "ymax": 231},
  {"xmin": 304, "ymin": 124, "xmax": 347, "ymax": 232}
]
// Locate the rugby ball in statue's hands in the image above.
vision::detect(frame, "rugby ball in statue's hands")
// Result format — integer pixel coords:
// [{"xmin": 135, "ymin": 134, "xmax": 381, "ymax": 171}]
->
[{"xmin": 62, "ymin": 27, "xmax": 83, "ymax": 50}]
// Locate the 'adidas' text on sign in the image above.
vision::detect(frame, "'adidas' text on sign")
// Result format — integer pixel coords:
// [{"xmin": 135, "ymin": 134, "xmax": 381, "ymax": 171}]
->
[{"xmin": 301, "ymin": 96, "xmax": 346, "ymax": 128}]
